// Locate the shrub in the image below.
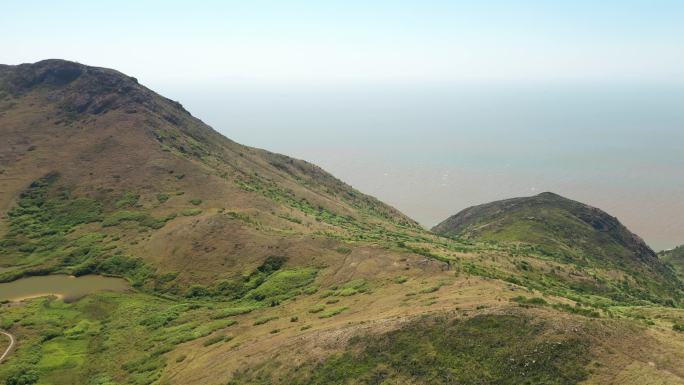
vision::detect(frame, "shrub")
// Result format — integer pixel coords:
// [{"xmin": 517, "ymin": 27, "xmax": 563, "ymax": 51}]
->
[
  {"xmin": 279, "ymin": 214, "xmax": 302, "ymax": 224},
  {"xmin": 226, "ymin": 211, "xmax": 259, "ymax": 225},
  {"xmin": 102, "ymin": 211, "xmax": 146, "ymax": 226},
  {"xmin": 512, "ymin": 296, "xmax": 548, "ymax": 306},
  {"xmin": 5, "ymin": 368, "xmax": 39, "ymax": 385},
  {"xmin": 338, "ymin": 288, "xmax": 358, "ymax": 296},
  {"xmin": 115, "ymin": 193, "xmax": 140, "ymax": 208},
  {"xmin": 97, "ymin": 255, "xmax": 143, "ymax": 276},
  {"xmin": 394, "ymin": 276, "xmax": 409, "ymax": 284},
  {"xmin": 419, "ymin": 285, "xmax": 441, "ymax": 294},
  {"xmin": 246, "ymin": 268, "xmax": 317, "ymax": 302},
  {"xmin": 186, "ymin": 285, "xmax": 210, "ymax": 298},
  {"xmin": 257, "ymin": 256, "xmax": 287, "ymax": 273},
  {"xmin": 308, "ymin": 305, "xmax": 325, "ymax": 314},
  {"xmin": 40, "ymin": 328, "xmax": 63, "ymax": 342},
  {"xmin": 322, "ymin": 279, "xmax": 369, "ymax": 298},
  {"xmin": 138, "ymin": 213, "xmax": 176, "ymax": 229},
  {"xmin": 140, "ymin": 311, "xmax": 180, "ymax": 329},
  {"xmin": 253, "ymin": 316, "xmax": 278, "ymax": 326},
  {"xmin": 203, "ymin": 335, "xmax": 226, "ymax": 346},
  {"xmin": 303, "ymin": 286, "xmax": 318, "ymax": 295},
  {"xmin": 318, "ymin": 307, "xmax": 348, "ymax": 319},
  {"xmin": 211, "ymin": 306, "xmax": 256, "ymax": 319}
]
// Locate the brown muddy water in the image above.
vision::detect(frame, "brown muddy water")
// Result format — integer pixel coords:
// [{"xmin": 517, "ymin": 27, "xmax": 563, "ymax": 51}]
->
[{"xmin": 0, "ymin": 275, "xmax": 130, "ymax": 302}]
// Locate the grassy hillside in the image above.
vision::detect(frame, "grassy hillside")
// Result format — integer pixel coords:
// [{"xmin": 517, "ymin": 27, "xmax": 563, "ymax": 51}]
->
[
  {"xmin": 0, "ymin": 59, "xmax": 421, "ymax": 292},
  {"xmin": 229, "ymin": 311, "xmax": 592, "ymax": 385},
  {"xmin": 1, "ymin": 60, "xmax": 684, "ymax": 385},
  {"xmin": 432, "ymin": 192, "xmax": 683, "ymax": 305},
  {"xmin": 661, "ymin": 245, "xmax": 684, "ymax": 280}
]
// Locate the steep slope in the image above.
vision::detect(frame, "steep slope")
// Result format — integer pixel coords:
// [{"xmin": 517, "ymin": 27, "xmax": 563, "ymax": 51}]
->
[
  {"xmin": 1, "ymin": 61, "xmax": 684, "ymax": 385},
  {"xmin": 0, "ymin": 59, "xmax": 419, "ymax": 292},
  {"xmin": 433, "ymin": 192, "xmax": 683, "ymax": 304}
]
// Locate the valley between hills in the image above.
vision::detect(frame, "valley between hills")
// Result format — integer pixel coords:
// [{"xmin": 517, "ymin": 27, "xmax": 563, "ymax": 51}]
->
[{"xmin": 0, "ymin": 60, "xmax": 683, "ymax": 385}]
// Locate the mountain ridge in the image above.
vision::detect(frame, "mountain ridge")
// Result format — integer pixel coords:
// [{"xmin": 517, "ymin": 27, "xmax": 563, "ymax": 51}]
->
[
  {"xmin": 0, "ymin": 59, "xmax": 420, "ymax": 290},
  {"xmin": 2, "ymin": 60, "xmax": 684, "ymax": 385}
]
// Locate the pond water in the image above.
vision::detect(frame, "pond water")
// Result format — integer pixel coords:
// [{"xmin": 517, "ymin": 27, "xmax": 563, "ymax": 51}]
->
[{"xmin": 0, "ymin": 275, "xmax": 130, "ymax": 302}]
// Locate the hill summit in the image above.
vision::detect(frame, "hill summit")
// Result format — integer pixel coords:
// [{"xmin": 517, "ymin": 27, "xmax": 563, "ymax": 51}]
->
[
  {"xmin": 433, "ymin": 192, "xmax": 682, "ymax": 303},
  {"xmin": 432, "ymin": 192, "xmax": 655, "ymax": 262},
  {"xmin": 0, "ymin": 59, "xmax": 418, "ymax": 291}
]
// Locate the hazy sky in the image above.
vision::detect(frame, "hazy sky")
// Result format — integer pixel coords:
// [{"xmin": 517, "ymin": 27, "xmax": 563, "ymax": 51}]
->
[
  {"xmin": 2, "ymin": 1, "xmax": 684, "ymax": 249},
  {"xmin": 2, "ymin": 0, "xmax": 684, "ymax": 85}
]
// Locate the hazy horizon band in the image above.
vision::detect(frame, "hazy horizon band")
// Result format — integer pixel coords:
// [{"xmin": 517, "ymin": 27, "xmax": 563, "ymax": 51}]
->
[{"xmin": 158, "ymin": 82, "xmax": 684, "ymax": 251}]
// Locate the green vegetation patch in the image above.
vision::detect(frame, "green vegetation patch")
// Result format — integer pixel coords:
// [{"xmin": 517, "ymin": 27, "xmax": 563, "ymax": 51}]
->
[
  {"xmin": 102, "ymin": 210, "xmax": 176, "ymax": 229},
  {"xmin": 0, "ymin": 293, "xmax": 239, "ymax": 385},
  {"xmin": 114, "ymin": 192, "xmax": 140, "ymax": 209},
  {"xmin": 0, "ymin": 174, "xmax": 102, "ymax": 268},
  {"xmin": 317, "ymin": 307, "xmax": 348, "ymax": 319},
  {"xmin": 231, "ymin": 314, "xmax": 591, "ymax": 385},
  {"xmin": 207, "ymin": 257, "xmax": 318, "ymax": 306},
  {"xmin": 203, "ymin": 335, "xmax": 231, "ymax": 347},
  {"xmin": 0, "ymin": 174, "xmax": 179, "ymax": 293},
  {"xmin": 101, "ymin": 210, "xmax": 146, "ymax": 226},
  {"xmin": 321, "ymin": 279, "xmax": 369, "ymax": 298},
  {"xmin": 308, "ymin": 305, "xmax": 325, "ymax": 314},
  {"xmin": 156, "ymin": 193, "xmax": 171, "ymax": 203},
  {"xmin": 512, "ymin": 296, "xmax": 549, "ymax": 306},
  {"xmin": 246, "ymin": 268, "xmax": 317, "ymax": 302},
  {"xmin": 181, "ymin": 208, "xmax": 202, "ymax": 216},
  {"xmin": 394, "ymin": 276, "xmax": 409, "ymax": 284},
  {"xmin": 226, "ymin": 211, "xmax": 259, "ymax": 226},
  {"xmin": 253, "ymin": 316, "xmax": 278, "ymax": 326},
  {"xmin": 211, "ymin": 306, "xmax": 257, "ymax": 319},
  {"xmin": 434, "ymin": 196, "xmax": 684, "ymax": 306}
]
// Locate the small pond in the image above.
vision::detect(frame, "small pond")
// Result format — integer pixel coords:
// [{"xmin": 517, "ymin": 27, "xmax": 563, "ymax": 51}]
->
[{"xmin": 0, "ymin": 274, "xmax": 130, "ymax": 303}]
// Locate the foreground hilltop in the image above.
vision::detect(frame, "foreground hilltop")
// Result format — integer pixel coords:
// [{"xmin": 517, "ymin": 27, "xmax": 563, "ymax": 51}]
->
[{"xmin": 1, "ymin": 61, "xmax": 684, "ymax": 385}]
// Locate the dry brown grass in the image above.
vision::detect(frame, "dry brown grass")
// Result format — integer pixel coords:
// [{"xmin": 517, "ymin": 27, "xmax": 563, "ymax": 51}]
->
[{"xmin": 2, "ymin": 61, "xmax": 684, "ymax": 385}]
